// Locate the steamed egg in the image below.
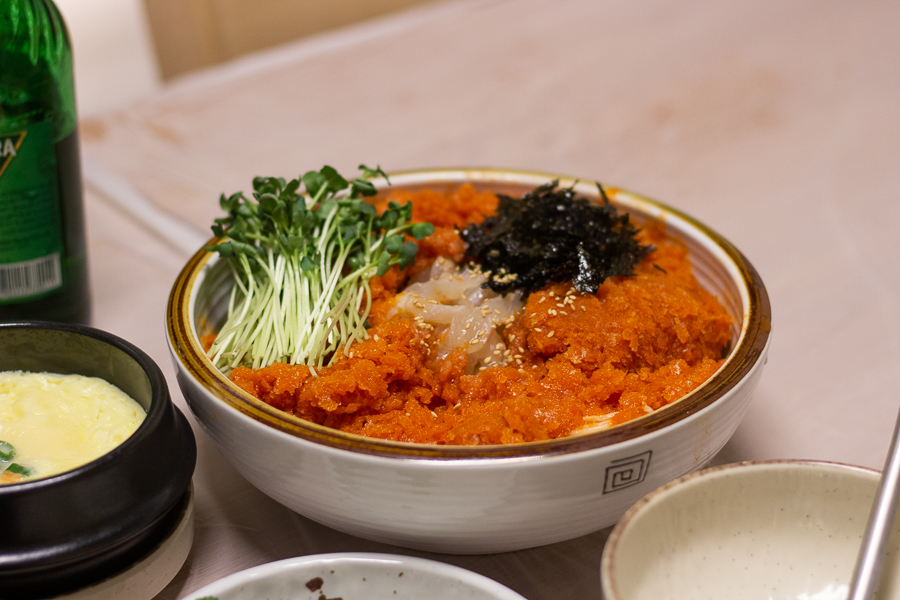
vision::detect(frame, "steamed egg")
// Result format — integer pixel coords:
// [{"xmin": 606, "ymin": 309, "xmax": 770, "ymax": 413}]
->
[{"xmin": 0, "ymin": 371, "xmax": 146, "ymax": 483}]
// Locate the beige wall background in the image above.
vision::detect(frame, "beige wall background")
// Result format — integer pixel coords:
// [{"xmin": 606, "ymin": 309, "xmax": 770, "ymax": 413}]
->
[
  {"xmin": 143, "ymin": 0, "xmax": 436, "ymax": 80},
  {"xmin": 55, "ymin": 0, "xmax": 160, "ymax": 117},
  {"xmin": 55, "ymin": 0, "xmax": 436, "ymax": 116}
]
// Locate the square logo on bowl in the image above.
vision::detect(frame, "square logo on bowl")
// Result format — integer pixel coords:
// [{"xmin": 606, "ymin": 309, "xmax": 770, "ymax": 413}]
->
[{"xmin": 603, "ymin": 451, "xmax": 652, "ymax": 493}]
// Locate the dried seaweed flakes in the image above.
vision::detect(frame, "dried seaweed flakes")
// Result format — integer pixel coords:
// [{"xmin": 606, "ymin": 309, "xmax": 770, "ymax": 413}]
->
[{"xmin": 460, "ymin": 181, "xmax": 653, "ymax": 295}]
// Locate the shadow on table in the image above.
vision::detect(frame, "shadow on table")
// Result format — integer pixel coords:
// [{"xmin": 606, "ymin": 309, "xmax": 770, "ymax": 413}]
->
[
  {"xmin": 157, "ymin": 445, "xmax": 613, "ymax": 600},
  {"xmin": 155, "ymin": 411, "xmax": 773, "ymax": 600},
  {"xmin": 271, "ymin": 511, "xmax": 614, "ymax": 600}
]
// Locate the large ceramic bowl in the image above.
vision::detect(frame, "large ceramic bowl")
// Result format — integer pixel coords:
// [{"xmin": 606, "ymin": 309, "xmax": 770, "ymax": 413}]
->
[
  {"xmin": 600, "ymin": 460, "xmax": 900, "ymax": 600},
  {"xmin": 167, "ymin": 168, "xmax": 771, "ymax": 553},
  {"xmin": 183, "ymin": 553, "xmax": 527, "ymax": 600},
  {"xmin": 0, "ymin": 322, "xmax": 197, "ymax": 598}
]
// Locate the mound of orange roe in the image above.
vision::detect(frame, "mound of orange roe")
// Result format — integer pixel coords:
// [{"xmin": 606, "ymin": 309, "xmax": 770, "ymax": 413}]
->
[{"xmin": 229, "ymin": 184, "xmax": 732, "ymax": 445}]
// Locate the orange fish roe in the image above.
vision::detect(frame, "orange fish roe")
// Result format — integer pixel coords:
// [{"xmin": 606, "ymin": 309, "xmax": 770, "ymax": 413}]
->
[{"xmin": 230, "ymin": 187, "xmax": 732, "ymax": 445}]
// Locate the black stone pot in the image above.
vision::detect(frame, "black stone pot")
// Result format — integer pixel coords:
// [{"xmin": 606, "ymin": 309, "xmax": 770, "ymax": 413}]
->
[{"xmin": 0, "ymin": 322, "xmax": 197, "ymax": 599}]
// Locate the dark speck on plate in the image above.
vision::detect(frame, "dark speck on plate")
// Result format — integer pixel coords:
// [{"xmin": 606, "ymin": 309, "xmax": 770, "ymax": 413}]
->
[{"xmin": 306, "ymin": 577, "xmax": 324, "ymax": 591}]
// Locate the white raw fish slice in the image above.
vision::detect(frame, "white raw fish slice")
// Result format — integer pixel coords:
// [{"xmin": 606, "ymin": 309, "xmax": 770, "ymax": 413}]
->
[
  {"xmin": 482, "ymin": 295, "xmax": 524, "ymax": 319},
  {"xmin": 404, "ymin": 274, "xmax": 473, "ymax": 304},
  {"xmin": 417, "ymin": 303, "xmax": 466, "ymax": 325},
  {"xmin": 392, "ymin": 293, "xmax": 465, "ymax": 325},
  {"xmin": 470, "ymin": 331, "xmax": 506, "ymax": 372},
  {"xmin": 408, "ymin": 255, "xmax": 456, "ymax": 284},
  {"xmin": 435, "ymin": 309, "xmax": 477, "ymax": 361},
  {"xmin": 465, "ymin": 284, "xmax": 491, "ymax": 305},
  {"xmin": 381, "ymin": 258, "xmax": 524, "ymax": 374},
  {"xmin": 438, "ymin": 308, "xmax": 496, "ymax": 359},
  {"xmin": 461, "ymin": 313, "xmax": 494, "ymax": 351},
  {"xmin": 436, "ymin": 280, "xmax": 476, "ymax": 304}
]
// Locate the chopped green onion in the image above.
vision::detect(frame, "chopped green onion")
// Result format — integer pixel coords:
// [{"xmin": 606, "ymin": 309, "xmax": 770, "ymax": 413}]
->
[
  {"xmin": 0, "ymin": 440, "xmax": 14, "ymax": 461},
  {"xmin": 6, "ymin": 463, "xmax": 31, "ymax": 477}
]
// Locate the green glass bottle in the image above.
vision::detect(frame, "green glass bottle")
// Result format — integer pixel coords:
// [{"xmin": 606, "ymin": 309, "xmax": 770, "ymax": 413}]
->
[{"xmin": 0, "ymin": 0, "xmax": 90, "ymax": 324}]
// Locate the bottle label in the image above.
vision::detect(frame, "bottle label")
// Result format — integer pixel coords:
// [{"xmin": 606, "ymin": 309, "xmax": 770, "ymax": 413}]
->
[{"xmin": 0, "ymin": 120, "xmax": 65, "ymax": 302}]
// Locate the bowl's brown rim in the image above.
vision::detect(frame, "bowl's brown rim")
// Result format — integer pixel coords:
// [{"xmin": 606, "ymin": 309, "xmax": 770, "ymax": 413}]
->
[{"xmin": 166, "ymin": 167, "xmax": 772, "ymax": 460}]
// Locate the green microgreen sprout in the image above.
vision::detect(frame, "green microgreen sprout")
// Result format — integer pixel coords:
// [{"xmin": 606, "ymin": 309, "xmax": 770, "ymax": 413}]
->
[{"xmin": 206, "ymin": 164, "xmax": 434, "ymax": 374}]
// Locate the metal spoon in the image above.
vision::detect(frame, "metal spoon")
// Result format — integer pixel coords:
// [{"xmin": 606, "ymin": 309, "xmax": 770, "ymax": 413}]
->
[{"xmin": 847, "ymin": 403, "xmax": 900, "ymax": 600}]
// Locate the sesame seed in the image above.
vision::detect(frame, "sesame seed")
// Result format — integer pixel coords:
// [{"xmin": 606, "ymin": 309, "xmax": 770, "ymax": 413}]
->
[
  {"xmin": 580, "ymin": 305, "xmax": 587, "ymax": 311},
  {"xmin": 556, "ymin": 303, "xmax": 565, "ymax": 308},
  {"xmin": 538, "ymin": 296, "xmax": 547, "ymax": 304},
  {"xmin": 476, "ymin": 330, "xmax": 485, "ymax": 337},
  {"xmin": 547, "ymin": 331, "xmax": 555, "ymax": 338},
  {"xmin": 560, "ymin": 311, "xmax": 568, "ymax": 316},
  {"xmin": 413, "ymin": 301, "xmax": 425, "ymax": 309},
  {"xmin": 465, "ymin": 321, "xmax": 472, "ymax": 330},
  {"xmin": 535, "ymin": 328, "xmax": 542, "ymax": 332}
]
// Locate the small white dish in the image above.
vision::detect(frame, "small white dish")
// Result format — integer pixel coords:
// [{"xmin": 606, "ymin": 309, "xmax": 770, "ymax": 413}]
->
[
  {"xmin": 181, "ymin": 552, "xmax": 527, "ymax": 600},
  {"xmin": 600, "ymin": 460, "xmax": 900, "ymax": 600}
]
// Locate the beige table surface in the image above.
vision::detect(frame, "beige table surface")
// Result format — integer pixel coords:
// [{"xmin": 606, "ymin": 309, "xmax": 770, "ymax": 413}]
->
[{"xmin": 78, "ymin": 0, "xmax": 900, "ymax": 597}]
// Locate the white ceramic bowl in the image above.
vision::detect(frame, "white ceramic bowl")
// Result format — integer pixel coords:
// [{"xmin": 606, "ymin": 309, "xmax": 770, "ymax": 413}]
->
[
  {"xmin": 167, "ymin": 168, "xmax": 771, "ymax": 553},
  {"xmin": 182, "ymin": 553, "xmax": 526, "ymax": 600},
  {"xmin": 601, "ymin": 460, "xmax": 900, "ymax": 600}
]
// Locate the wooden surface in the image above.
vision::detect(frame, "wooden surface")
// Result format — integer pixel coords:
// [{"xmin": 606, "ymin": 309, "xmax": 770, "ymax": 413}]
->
[{"xmin": 79, "ymin": 0, "xmax": 900, "ymax": 598}]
